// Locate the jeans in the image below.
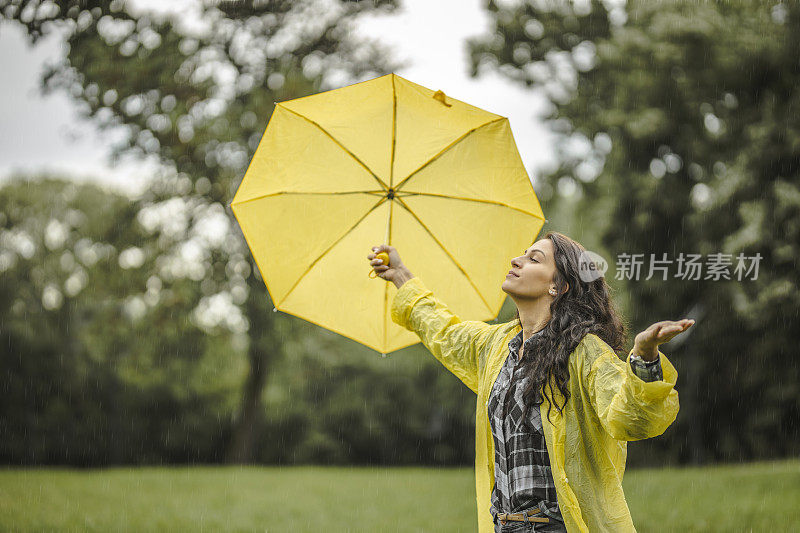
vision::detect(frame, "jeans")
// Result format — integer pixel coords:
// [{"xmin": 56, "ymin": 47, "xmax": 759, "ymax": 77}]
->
[{"xmin": 492, "ymin": 504, "xmax": 568, "ymax": 532}]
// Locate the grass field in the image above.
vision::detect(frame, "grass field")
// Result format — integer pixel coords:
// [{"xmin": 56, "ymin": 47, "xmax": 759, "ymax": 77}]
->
[{"xmin": 1, "ymin": 459, "xmax": 798, "ymax": 532}]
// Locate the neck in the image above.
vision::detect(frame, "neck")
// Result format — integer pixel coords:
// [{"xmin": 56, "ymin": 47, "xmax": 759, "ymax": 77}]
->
[{"xmin": 514, "ymin": 295, "xmax": 552, "ymax": 345}]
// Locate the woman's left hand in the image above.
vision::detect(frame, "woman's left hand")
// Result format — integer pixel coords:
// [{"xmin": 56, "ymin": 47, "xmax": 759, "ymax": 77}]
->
[{"xmin": 633, "ymin": 319, "xmax": 695, "ymax": 361}]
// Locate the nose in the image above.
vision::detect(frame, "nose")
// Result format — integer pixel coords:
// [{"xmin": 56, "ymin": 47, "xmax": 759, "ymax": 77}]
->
[{"xmin": 511, "ymin": 257, "xmax": 521, "ymax": 268}]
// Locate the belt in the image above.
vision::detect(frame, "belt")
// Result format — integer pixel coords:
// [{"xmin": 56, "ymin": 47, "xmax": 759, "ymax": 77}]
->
[{"xmin": 495, "ymin": 507, "xmax": 550, "ymax": 524}]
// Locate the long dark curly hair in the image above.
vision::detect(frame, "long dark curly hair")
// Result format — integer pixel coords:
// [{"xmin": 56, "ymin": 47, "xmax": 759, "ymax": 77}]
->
[{"xmin": 515, "ymin": 231, "xmax": 627, "ymax": 426}]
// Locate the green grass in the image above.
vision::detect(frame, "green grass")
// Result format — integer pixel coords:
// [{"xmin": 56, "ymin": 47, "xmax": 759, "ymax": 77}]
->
[
  {"xmin": 626, "ymin": 459, "xmax": 800, "ymax": 532},
  {"xmin": 0, "ymin": 459, "xmax": 797, "ymax": 532}
]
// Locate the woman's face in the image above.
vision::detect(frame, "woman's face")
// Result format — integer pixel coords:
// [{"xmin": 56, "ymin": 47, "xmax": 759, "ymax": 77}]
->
[{"xmin": 501, "ymin": 238, "xmax": 558, "ymax": 299}]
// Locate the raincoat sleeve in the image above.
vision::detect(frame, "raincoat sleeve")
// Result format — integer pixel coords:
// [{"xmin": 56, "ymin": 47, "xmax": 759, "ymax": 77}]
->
[
  {"xmin": 586, "ymin": 347, "xmax": 680, "ymax": 441},
  {"xmin": 390, "ymin": 276, "xmax": 496, "ymax": 394}
]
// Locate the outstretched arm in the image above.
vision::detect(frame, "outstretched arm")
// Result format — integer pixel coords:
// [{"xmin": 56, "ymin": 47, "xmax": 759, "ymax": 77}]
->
[
  {"xmin": 390, "ymin": 276, "xmax": 496, "ymax": 393},
  {"xmin": 368, "ymin": 245, "xmax": 496, "ymax": 393},
  {"xmin": 588, "ymin": 319, "xmax": 694, "ymax": 441}
]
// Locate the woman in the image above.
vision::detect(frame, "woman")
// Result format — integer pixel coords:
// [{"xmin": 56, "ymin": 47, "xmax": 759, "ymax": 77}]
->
[{"xmin": 367, "ymin": 232, "xmax": 694, "ymax": 533}]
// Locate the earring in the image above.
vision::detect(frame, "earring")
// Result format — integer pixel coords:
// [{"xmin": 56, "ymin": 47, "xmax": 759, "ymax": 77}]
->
[{"xmin": 549, "ymin": 289, "xmax": 557, "ymax": 296}]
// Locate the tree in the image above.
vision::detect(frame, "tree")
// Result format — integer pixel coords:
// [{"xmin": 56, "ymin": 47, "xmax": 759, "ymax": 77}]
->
[{"xmin": 468, "ymin": 0, "xmax": 800, "ymax": 464}]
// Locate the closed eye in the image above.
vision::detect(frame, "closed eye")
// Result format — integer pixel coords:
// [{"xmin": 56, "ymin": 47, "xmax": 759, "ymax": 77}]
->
[{"xmin": 523, "ymin": 249, "xmax": 542, "ymax": 263}]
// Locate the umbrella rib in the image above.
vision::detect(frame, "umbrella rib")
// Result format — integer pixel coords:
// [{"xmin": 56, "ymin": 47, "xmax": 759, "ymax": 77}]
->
[
  {"xmin": 230, "ymin": 190, "xmax": 387, "ymax": 208},
  {"xmin": 394, "ymin": 117, "xmax": 506, "ymax": 192},
  {"xmin": 390, "ymin": 73, "xmax": 397, "ymax": 189},
  {"xmin": 278, "ymin": 104, "xmax": 389, "ymax": 191},
  {"xmin": 276, "ymin": 197, "xmax": 389, "ymax": 308},
  {"xmin": 393, "ymin": 196, "xmax": 494, "ymax": 316},
  {"xmin": 397, "ymin": 192, "xmax": 546, "ymax": 221}
]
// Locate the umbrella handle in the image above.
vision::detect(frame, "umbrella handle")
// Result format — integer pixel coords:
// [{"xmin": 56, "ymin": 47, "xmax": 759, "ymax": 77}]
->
[{"xmin": 368, "ymin": 251, "xmax": 390, "ymax": 278}]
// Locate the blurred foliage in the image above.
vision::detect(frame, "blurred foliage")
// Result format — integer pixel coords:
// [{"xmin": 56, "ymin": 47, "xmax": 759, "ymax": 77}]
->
[
  {"xmin": 0, "ymin": 0, "xmax": 483, "ymax": 467},
  {"xmin": 469, "ymin": 0, "xmax": 800, "ymax": 465},
  {"xmin": 0, "ymin": 176, "xmax": 477, "ymax": 467},
  {"xmin": 0, "ymin": 177, "xmax": 243, "ymax": 464}
]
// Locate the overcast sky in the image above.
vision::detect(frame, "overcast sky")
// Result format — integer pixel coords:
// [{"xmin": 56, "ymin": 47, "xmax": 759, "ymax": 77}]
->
[{"xmin": 0, "ymin": 0, "xmax": 558, "ymax": 198}]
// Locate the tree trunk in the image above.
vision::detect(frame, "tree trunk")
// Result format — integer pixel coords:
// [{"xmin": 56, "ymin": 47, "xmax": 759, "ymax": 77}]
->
[
  {"xmin": 224, "ymin": 273, "xmax": 281, "ymax": 464},
  {"xmin": 224, "ymin": 345, "xmax": 269, "ymax": 464}
]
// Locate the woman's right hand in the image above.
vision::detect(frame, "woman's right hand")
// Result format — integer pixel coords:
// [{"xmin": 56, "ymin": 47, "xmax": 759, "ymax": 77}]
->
[{"xmin": 367, "ymin": 244, "xmax": 413, "ymax": 288}]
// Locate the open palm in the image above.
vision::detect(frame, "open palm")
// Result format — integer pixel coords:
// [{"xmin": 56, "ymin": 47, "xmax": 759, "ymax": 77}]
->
[{"xmin": 634, "ymin": 319, "xmax": 695, "ymax": 358}]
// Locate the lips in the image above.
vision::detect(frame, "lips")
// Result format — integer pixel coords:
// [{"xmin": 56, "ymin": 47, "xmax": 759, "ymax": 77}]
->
[{"xmin": 507, "ymin": 270, "xmax": 519, "ymax": 277}]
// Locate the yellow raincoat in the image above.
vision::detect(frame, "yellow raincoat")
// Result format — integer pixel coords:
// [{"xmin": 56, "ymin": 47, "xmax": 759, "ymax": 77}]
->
[{"xmin": 391, "ymin": 277, "xmax": 680, "ymax": 532}]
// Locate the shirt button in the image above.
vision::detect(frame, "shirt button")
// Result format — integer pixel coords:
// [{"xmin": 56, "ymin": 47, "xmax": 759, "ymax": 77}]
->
[{"xmin": 565, "ymin": 477, "xmax": 569, "ymax": 484}]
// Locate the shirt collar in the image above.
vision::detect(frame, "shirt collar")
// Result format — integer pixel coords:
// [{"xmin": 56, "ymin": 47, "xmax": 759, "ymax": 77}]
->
[{"xmin": 508, "ymin": 326, "xmax": 545, "ymax": 358}]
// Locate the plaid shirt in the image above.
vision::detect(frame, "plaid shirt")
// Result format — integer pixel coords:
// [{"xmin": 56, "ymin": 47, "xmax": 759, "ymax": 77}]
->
[{"xmin": 488, "ymin": 329, "xmax": 664, "ymax": 523}]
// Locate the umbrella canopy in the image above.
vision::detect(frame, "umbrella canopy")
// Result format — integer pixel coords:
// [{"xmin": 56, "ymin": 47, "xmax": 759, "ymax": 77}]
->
[{"xmin": 231, "ymin": 73, "xmax": 545, "ymax": 354}]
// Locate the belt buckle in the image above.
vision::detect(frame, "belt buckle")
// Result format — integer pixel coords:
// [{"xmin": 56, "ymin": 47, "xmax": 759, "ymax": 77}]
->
[{"xmin": 522, "ymin": 509, "xmax": 532, "ymax": 527}]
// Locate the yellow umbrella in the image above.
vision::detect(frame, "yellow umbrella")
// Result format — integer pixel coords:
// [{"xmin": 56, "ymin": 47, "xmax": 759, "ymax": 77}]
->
[{"xmin": 230, "ymin": 73, "xmax": 545, "ymax": 354}]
